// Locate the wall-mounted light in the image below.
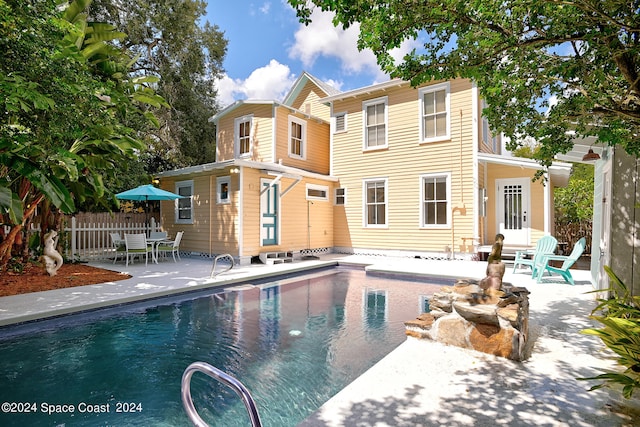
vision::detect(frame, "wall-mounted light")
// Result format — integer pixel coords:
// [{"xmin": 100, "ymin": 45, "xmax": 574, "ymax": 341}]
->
[
  {"xmin": 152, "ymin": 178, "xmax": 160, "ymax": 185},
  {"xmin": 230, "ymin": 168, "xmax": 240, "ymax": 174},
  {"xmin": 582, "ymin": 147, "xmax": 601, "ymax": 161}
]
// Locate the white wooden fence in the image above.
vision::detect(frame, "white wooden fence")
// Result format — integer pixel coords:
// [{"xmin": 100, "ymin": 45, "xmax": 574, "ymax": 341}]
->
[{"xmin": 5, "ymin": 213, "xmax": 162, "ymax": 261}]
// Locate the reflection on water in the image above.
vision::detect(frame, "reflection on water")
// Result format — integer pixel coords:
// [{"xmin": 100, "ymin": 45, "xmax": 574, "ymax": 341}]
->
[{"xmin": 0, "ymin": 268, "xmax": 449, "ymax": 427}]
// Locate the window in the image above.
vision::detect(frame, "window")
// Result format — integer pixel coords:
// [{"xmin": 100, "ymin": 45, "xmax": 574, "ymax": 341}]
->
[
  {"xmin": 234, "ymin": 115, "xmax": 252, "ymax": 157},
  {"xmin": 482, "ymin": 100, "xmax": 498, "ymax": 152},
  {"xmin": 288, "ymin": 116, "xmax": 306, "ymax": 158},
  {"xmin": 363, "ymin": 179, "xmax": 387, "ymax": 227},
  {"xmin": 421, "ymin": 173, "xmax": 451, "ymax": 227},
  {"xmin": 217, "ymin": 176, "xmax": 230, "ymax": 204},
  {"xmin": 363, "ymin": 97, "xmax": 387, "ymax": 149},
  {"xmin": 334, "ymin": 112, "xmax": 347, "ymax": 133},
  {"xmin": 419, "ymin": 83, "xmax": 450, "ymax": 142},
  {"xmin": 335, "ymin": 187, "xmax": 346, "ymax": 205},
  {"xmin": 364, "ymin": 289, "xmax": 388, "ymax": 330},
  {"xmin": 175, "ymin": 180, "xmax": 194, "ymax": 224},
  {"xmin": 306, "ymin": 184, "xmax": 328, "ymax": 200}
]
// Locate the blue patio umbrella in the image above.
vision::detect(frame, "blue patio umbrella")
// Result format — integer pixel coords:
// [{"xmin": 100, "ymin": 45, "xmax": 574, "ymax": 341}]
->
[{"xmin": 116, "ymin": 184, "xmax": 183, "ymax": 232}]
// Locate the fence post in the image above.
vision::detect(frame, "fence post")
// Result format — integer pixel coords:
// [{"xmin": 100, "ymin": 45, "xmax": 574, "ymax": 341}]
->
[{"xmin": 71, "ymin": 216, "xmax": 77, "ymax": 259}]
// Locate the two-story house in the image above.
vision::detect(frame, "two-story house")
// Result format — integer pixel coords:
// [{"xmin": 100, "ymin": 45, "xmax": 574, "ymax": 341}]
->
[{"xmin": 156, "ymin": 72, "xmax": 571, "ymax": 265}]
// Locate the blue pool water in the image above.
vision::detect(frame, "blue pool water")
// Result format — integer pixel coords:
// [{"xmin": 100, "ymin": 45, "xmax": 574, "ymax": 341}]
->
[{"xmin": 0, "ymin": 267, "xmax": 449, "ymax": 426}]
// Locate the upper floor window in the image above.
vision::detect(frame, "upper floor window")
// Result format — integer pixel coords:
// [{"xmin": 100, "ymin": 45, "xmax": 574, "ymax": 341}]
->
[
  {"xmin": 306, "ymin": 184, "xmax": 328, "ymax": 200},
  {"xmin": 175, "ymin": 180, "xmax": 194, "ymax": 224},
  {"xmin": 482, "ymin": 100, "xmax": 498, "ymax": 152},
  {"xmin": 363, "ymin": 97, "xmax": 387, "ymax": 150},
  {"xmin": 364, "ymin": 178, "xmax": 387, "ymax": 227},
  {"xmin": 288, "ymin": 115, "xmax": 306, "ymax": 159},
  {"xmin": 334, "ymin": 112, "xmax": 347, "ymax": 133},
  {"xmin": 419, "ymin": 83, "xmax": 450, "ymax": 142},
  {"xmin": 234, "ymin": 115, "xmax": 252, "ymax": 158},
  {"xmin": 217, "ymin": 176, "xmax": 230, "ymax": 204},
  {"xmin": 420, "ymin": 173, "xmax": 451, "ymax": 227},
  {"xmin": 335, "ymin": 187, "xmax": 346, "ymax": 205}
]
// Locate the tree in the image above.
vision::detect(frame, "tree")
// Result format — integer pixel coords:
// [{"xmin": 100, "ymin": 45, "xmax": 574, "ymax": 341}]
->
[
  {"xmin": 0, "ymin": 0, "xmax": 165, "ymax": 268},
  {"xmin": 89, "ymin": 0, "xmax": 228, "ymax": 172},
  {"xmin": 288, "ymin": 0, "xmax": 640, "ymax": 170}
]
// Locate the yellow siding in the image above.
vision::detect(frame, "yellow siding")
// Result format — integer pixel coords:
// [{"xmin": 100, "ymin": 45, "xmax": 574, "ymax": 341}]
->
[
  {"xmin": 240, "ymin": 168, "xmax": 335, "ymax": 256},
  {"xmin": 331, "ymin": 78, "xmax": 477, "ymax": 254},
  {"xmin": 159, "ymin": 170, "xmax": 241, "ymax": 255},
  {"xmin": 274, "ymin": 106, "xmax": 330, "ymax": 175},
  {"xmin": 216, "ymin": 103, "xmax": 274, "ymax": 162},
  {"xmin": 288, "ymin": 80, "xmax": 332, "ymax": 122}
]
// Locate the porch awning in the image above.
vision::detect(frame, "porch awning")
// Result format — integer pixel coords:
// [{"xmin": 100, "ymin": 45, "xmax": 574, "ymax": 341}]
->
[{"xmin": 478, "ymin": 153, "xmax": 572, "ymax": 187}]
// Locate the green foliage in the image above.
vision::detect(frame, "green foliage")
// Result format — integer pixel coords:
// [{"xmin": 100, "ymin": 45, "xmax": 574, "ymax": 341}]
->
[
  {"xmin": 90, "ymin": 0, "xmax": 228, "ymax": 172},
  {"xmin": 288, "ymin": 0, "xmax": 640, "ymax": 171},
  {"xmin": 580, "ymin": 266, "xmax": 640, "ymax": 399},
  {"xmin": 555, "ymin": 163, "xmax": 594, "ymax": 223}
]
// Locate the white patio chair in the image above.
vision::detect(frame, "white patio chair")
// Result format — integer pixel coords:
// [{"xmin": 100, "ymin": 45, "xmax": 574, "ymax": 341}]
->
[
  {"xmin": 124, "ymin": 233, "xmax": 153, "ymax": 266},
  {"xmin": 156, "ymin": 231, "xmax": 183, "ymax": 262},
  {"xmin": 110, "ymin": 232, "xmax": 125, "ymax": 264}
]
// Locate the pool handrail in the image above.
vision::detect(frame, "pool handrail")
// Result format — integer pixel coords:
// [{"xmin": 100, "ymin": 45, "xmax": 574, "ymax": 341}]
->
[
  {"xmin": 210, "ymin": 253, "xmax": 235, "ymax": 279},
  {"xmin": 181, "ymin": 361, "xmax": 263, "ymax": 427}
]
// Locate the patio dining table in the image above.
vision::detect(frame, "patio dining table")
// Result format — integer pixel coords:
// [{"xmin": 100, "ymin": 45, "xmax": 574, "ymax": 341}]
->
[{"xmin": 146, "ymin": 237, "xmax": 170, "ymax": 264}]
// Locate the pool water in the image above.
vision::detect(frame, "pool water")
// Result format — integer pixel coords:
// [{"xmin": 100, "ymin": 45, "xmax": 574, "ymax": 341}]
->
[{"xmin": 0, "ymin": 267, "xmax": 449, "ymax": 426}]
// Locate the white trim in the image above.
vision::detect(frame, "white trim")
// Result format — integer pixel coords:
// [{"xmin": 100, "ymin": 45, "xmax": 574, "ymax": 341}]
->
[
  {"xmin": 216, "ymin": 176, "xmax": 231, "ymax": 204},
  {"xmin": 418, "ymin": 82, "xmax": 451, "ymax": 143},
  {"xmin": 472, "ymin": 84, "xmax": 480, "ymax": 244},
  {"xmin": 306, "ymin": 183, "xmax": 329, "ymax": 201},
  {"xmin": 238, "ymin": 167, "xmax": 244, "ymax": 257},
  {"xmin": 335, "ymin": 187, "xmax": 346, "ymax": 205},
  {"xmin": 234, "ymin": 115, "xmax": 253, "ymax": 158},
  {"xmin": 175, "ymin": 180, "xmax": 194, "ymax": 224},
  {"xmin": 419, "ymin": 172, "xmax": 452, "ymax": 228},
  {"xmin": 362, "ymin": 177, "xmax": 388, "ymax": 228},
  {"xmin": 333, "ymin": 111, "xmax": 347, "ymax": 134},
  {"xmin": 288, "ymin": 115, "xmax": 307, "ymax": 159},
  {"xmin": 362, "ymin": 96, "xmax": 388, "ymax": 151}
]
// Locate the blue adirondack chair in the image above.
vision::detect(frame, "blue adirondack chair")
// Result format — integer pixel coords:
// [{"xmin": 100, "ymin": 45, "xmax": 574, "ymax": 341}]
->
[
  {"xmin": 535, "ymin": 237, "xmax": 587, "ymax": 285},
  {"xmin": 512, "ymin": 235, "xmax": 558, "ymax": 275}
]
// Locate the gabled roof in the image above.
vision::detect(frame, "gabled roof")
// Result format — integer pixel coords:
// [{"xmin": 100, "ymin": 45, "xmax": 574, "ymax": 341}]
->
[
  {"xmin": 282, "ymin": 71, "xmax": 341, "ymax": 107},
  {"xmin": 208, "ymin": 99, "xmax": 328, "ymax": 125},
  {"xmin": 320, "ymin": 78, "xmax": 408, "ymax": 103}
]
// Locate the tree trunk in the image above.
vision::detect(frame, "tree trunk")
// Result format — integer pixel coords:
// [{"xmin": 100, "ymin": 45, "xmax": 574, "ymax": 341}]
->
[{"xmin": 0, "ymin": 193, "xmax": 44, "ymax": 270}]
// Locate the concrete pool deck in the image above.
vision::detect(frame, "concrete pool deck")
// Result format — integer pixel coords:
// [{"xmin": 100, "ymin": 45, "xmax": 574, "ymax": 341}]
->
[{"xmin": 1, "ymin": 254, "xmax": 639, "ymax": 425}]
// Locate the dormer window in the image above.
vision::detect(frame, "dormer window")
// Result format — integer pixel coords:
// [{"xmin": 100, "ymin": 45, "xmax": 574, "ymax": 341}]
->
[{"xmin": 234, "ymin": 115, "xmax": 253, "ymax": 158}]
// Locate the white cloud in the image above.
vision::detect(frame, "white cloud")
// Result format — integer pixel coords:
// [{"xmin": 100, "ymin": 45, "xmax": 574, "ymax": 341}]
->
[
  {"xmin": 259, "ymin": 2, "xmax": 271, "ymax": 14},
  {"xmin": 288, "ymin": 9, "xmax": 421, "ymax": 84},
  {"xmin": 215, "ymin": 59, "xmax": 297, "ymax": 107}
]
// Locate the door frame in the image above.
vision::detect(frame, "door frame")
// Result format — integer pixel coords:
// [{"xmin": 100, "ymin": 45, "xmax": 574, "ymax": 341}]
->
[
  {"xmin": 260, "ymin": 179, "xmax": 279, "ymax": 246},
  {"xmin": 596, "ymin": 160, "xmax": 612, "ymax": 292},
  {"xmin": 495, "ymin": 177, "xmax": 531, "ymax": 246}
]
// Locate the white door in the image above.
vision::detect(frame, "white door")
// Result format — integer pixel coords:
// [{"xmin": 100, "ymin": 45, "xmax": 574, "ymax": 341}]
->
[
  {"xmin": 260, "ymin": 180, "xmax": 279, "ymax": 246},
  {"xmin": 496, "ymin": 178, "xmax": 530, "ymax": 246},
  {"xmin": 597, "ymin": 162, "xmax": 612, "ymax": 291}
]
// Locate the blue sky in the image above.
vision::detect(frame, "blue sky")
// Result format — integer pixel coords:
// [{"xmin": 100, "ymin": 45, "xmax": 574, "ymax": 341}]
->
[{"xmin": 204, "ymin": 1, "xmax": 418, "ymax": 107}]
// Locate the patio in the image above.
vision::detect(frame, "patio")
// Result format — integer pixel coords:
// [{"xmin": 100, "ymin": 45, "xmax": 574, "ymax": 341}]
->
[{"xmin": 0, "ymin": 255, "xmax": 638, "ymax": 425}]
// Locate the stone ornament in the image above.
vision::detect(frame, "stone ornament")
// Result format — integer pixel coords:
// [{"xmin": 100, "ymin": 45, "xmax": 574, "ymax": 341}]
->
[{"xmin": 42, "ymin": 230, "xmax": 64, "ymax": 276}]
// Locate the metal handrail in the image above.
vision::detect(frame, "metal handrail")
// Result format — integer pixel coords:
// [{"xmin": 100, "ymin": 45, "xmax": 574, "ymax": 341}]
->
[
  {"xmin": 181, "ymin": 362, "xmax": 263, "ymax": 427},
  {"xmin": 210, "ymin": 253, "xmax": 235, "ymax": 279}
]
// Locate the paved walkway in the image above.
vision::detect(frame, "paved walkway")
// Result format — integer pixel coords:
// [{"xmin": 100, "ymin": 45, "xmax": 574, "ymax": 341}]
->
[{"xmin": 1, "ymin": 255, "xmax": 639, "ymax": 426}]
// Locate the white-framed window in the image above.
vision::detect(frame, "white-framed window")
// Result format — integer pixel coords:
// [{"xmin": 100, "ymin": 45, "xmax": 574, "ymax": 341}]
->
[
  {"xmin": 234, "ymin": 115, "xmax": 253, "ymax": 158},
  {"xmin": 482, "ymin": 100, "xmax": 498, "ymax": 152},
  {"xmin": 419, "ymin": 83, "xmax": 450, "ymax": 142},
  {"xmin": 217, "ymin": 176, "xmax": 230, "ymax": 204},
  {"xmin": 363, "ymin": 97, "xmax": 388, "ymax": 150},
  {"xmin": 333, "ymin": 112, "xmax": 347, "ymax": 133},
  {"xmin": 420, "ymin": 173, "xmax": 451, "ymax": 227},
  {"xmin": 306, "ymin": 184, "xmax": 328, "ymax": 201},
  {"xmin": 288, "ymin": 115, "xmax": 306, "ymax": 159},
  {"xmin": 363, "ymin": 178, "xmax": 387, "ymax": 227},
  {"xmin": 175, "ymin": 180, "xmax": 194, "ymax": 224},
  {"xmin": 335, "ymin": 187, "xmax": 346, "ymax": 205}
]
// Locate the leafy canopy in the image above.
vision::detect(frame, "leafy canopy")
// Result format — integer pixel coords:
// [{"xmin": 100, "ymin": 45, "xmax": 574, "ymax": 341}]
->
[{"xmin": 289, "ymin": 0, "xmax": 640, "ymax": 168}]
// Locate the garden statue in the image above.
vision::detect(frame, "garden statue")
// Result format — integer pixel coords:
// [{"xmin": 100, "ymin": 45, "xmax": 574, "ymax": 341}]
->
[
  {"xmin": 480, "ymin": 233, "xmax": 505, "ymax": 291},
  {"xmin": 43, "ymin": 230, "xmax": 63, "ymax": 276}
]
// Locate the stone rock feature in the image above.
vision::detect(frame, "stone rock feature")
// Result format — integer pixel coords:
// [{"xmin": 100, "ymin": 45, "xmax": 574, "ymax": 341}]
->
[{"xmin": 405, "ymin": 280, "xmax": 530, "ymax": 361}]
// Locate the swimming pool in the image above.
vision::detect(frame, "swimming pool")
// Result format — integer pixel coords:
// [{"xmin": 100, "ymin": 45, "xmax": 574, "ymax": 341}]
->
[{"xmin": 0, "ymin": 267, "xmax": 450, "ymax": 426}]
